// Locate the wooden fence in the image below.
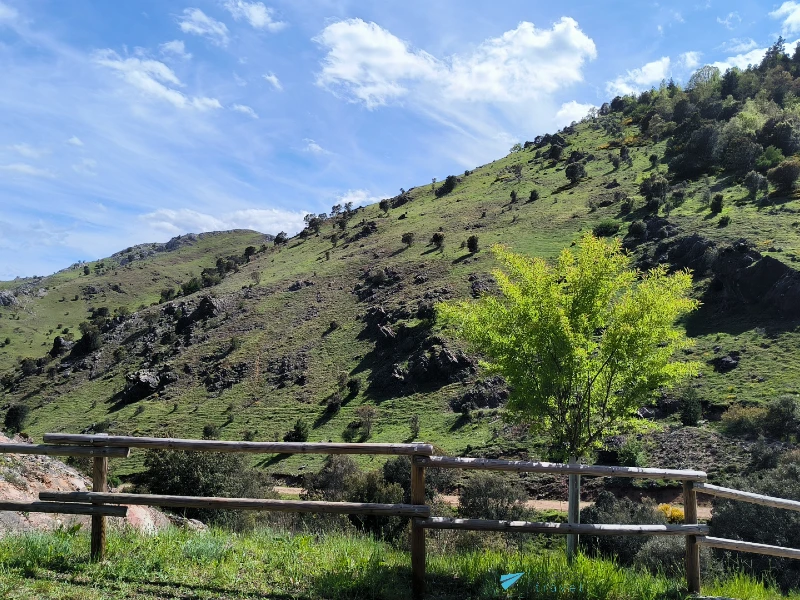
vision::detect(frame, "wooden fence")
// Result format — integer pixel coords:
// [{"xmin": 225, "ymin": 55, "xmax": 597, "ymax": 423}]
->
[{"xmin": 1, "ymin": 434, "xmax": 799, "ymax": 598}]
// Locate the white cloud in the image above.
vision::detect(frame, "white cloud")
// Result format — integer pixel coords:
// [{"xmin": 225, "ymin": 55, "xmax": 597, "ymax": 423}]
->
[
  {"xmin": 679, "ymin": 51, "xmax": 702, "ymax": 70},
  {"xmin": 94, "ymin": 49, "xmax": 221, "ymax": 111},
  {"xmin": 10, "ymin": 143, "xmax": 47, "ymax": 159},
  {"xmin": 717, "ymin": 12, "xmax": 741, "ymax": 29},
  {"xmin": 314, "ymin": 18, "xmax": 596, "ymax": 108},
  {"xmin": 336, "ymin": 189, "xmax": 384, "ymax": 208},
  {"xmin": 160, "ymin": 40, "xmax": 192, "ymax": 60},
  {"xmin": 232, "ymin": 103, "xmax": 258, "ymax": 118},
  {"xmin": 222, "ymin": 0, "xmax": 285, "ymax": 32},
  {"xmin": 0, "ymin": 1, "xmax": 17, "ymax": 23},
  {"xmin": 606, "ymin": 57, "xmax": 671, "ymax": 96},
  {"xmin": 1, "ymin": 163, "xmax": 55, "ymax": 178},
  {"xmin": 720, "ymin": 38, "xmax": 758, "ymax": 53},
  {"xmin": 67, "ymin": 136, "xmax": 84, "ymax": 146},
  {"xmin": 72, "ymin": 158, "xmax": 97, "ymax": 176},
  {"xmin": 263, "ymin": 72, "xmax": 282, "ymax": 90},
  {"xmin": 555, "ymin": 101, "xmax": 596, "ymax": 125},
  {"xmin": 713, "ymin": 38, "xmax": 800, "ymax": 73},
  {"xmin": 304, "ymin": 138, "xmax": 328, "ymax": 154},
  {"xmin": 771, "ymin": 2, "xmax": 800, "ymax": 34},
  {"xmin": 177, "ymin": 8, "xmax": 229, "ymax": 46},
  {"xmin": 140, "ymin": 207, "xmax": 306, "ymax": 235}
]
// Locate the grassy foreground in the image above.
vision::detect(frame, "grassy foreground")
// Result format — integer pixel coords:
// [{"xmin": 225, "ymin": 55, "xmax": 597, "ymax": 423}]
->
[{"xmin": 0, "ymin": 526, "xmax": 795, "ymax": 600}]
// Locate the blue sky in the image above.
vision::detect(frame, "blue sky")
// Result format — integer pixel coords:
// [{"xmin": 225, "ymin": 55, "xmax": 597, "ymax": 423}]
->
[{"xmin": 1, "ymin": 0, "xmax": 799, "ymax": 278}]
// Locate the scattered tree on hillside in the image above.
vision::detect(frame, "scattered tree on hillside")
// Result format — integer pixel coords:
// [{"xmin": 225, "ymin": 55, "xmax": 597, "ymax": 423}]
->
[
  {"xmin": 467, "ymin": 235, "xmax": 480, "ymax": 254},
  {"xmin": 768, "ymin": 158, "xmax": 800, "ymax": 193},
  {"xmin": 510, "ymin": 190, "xmax": 518, "ymax": 203},
  {"xmin": 274, "ymin": 231, "xmax": 288, "ymax": 245},
  {"xmin": 401, "ymin": 232, "xmax": 415, "ymax": 248},
  {"xmin": 565, "ymin": 162, "xmax": 586, "ymax": 185},
  {"xmin": 510, "ymin": 143, "xmax": 523, "ymax": 153},
  {"xmin": 3, "ymin": 404, "xmax": 29, "ymax": 434},
  {"xmin": 744, "ymin": 170, "xmax": 768, "ymax": 199},
  {"xmin": 710, "ymin": 193, "xmax": 724, "ymax": 213},
  {"xmin": 437, "ymin": 235, "xmax": 700, "ymax": 462},
  {"xmin": 284, "ymin": 418, "xmax": 309, "ymax": 442},
  {"xmin": 431, "ymin": 232, "xmax": 445, "ymax": 250},
  {"xmin": 529, "ymin": 189, "xmax": 539, "ymax": 202},
  {"xmin": 379, "ymin": 199, "xmax": 390, "ymax": 213},
  {"xmin": 435, "ymin": 175, "xmax": 458, "ymax": 197}
]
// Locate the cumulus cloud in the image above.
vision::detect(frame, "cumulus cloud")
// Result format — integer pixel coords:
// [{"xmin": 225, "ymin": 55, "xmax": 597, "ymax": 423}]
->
[
  {"xmin": 717, "ymin": 12, "xmax": 741, "ymax": 29},
  {"xmin": 771, "ymin": 2, "xmax": 800, "ymax": 34},
  {"xmin": 232, "ymin": 103, "xmax": 258, "ymax": 118},
  {"xmin": 606, "ymin": 57, "xmax": 671, "ymax": 96},
  {"xmin": 679, "ymin": 51, "xmax": 702, "ymax": 70},
  {"xmin": 1, "ymin": 163, "xmax": 55, "ymax": 178},
  {"xmin": 263, "ymin": 72, "xmax": 282, "ymax": 90},
  {"xmin": 335, "ymin": 189, "xmax": 384, "ymax": 208},
  {"xmin": 177, "ymin": 8, "xmax": 229, "ymax": 46},
  {"xmin": 314, "ymin": 17, "xmax": 596, "ymax": 108},
  {"xmin": 140, "ymin": 207, "xmax": 307, "ymax": 236},
  {"xmin": 303, "ymin": 139, "xmax": 328, "ymax": 154},
  {"xmin": 711, "ymin": 39, "xmax": 800, "ymax": 72},
  {"xmin": 555, "ymin": 101, "xmax": 596, "ymax": 125},
  {"xmin": 67, "ymin": 136, "xmax": 84, "ymax": 146},
  {"xmin": 160, "ymin": 40, "xmax": 192, "ymax": 60},
  {"xmin": 222, "ymin": 0, "xmax": 285, "ymax": 31},
  {"xmin": 94, "ymin": 49, "xmax": 221, "ymax": 111}
]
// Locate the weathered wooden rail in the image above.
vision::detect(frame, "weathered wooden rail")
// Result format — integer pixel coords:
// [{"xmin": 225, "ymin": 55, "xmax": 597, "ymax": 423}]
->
[{"xmin": 1, "ymin": 434, "xmax": 799, "ymax": 598}]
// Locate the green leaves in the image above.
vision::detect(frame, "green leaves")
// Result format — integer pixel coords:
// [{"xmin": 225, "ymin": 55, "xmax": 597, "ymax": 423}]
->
[{"xmin": 437, "ymin": 234, "xmax": 700, "ymax": 460}]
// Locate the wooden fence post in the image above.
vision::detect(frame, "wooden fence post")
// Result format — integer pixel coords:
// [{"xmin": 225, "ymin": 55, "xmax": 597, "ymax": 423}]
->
[
  {"xmin": 91, "ymin": 434, "xmax": 109, "ymax": 561},
  {"xmin": 566, "ymin": 457, "xmax": 580, "ymax": 563},
  {"xmin": 411, "ymin": 456, "xmax": 426, "ymax": 600},
  {"xmin": 683, "ymin": 480, "xmax": 700, "ymax": 594}
]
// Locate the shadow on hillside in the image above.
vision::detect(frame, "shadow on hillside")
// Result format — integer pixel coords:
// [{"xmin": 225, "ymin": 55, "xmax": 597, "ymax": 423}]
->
[
  {"xmin": 683, "ymin": 303, "xmax": 800, "ymax": 338},
  {"xmin": 451, "ymin": 253, "xmax": 475, "ymax": 265},
  {"xmin": 257, "ymin": 453, "xmax": 291, "ymax": 468}
]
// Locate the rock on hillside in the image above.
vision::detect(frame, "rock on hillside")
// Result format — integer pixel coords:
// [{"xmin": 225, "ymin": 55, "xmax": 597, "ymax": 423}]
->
[{"xmin": 0, "ymin": 433, "xmax": 170, "ymax": 534}]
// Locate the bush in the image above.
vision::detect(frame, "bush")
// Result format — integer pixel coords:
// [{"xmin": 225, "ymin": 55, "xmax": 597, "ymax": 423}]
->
[
  {"xmin": 592, "ymin": 219, "xmax": 620, "ymax": 237},
  {"xmin": 140, "ymin": 449, "xmax": 277, "ymax": 530},
  {"xmin": 768, "ymin": 158, "xmax": 800, "ymax": 193},
  {"xmin": 718, "ymin": 215, "xmax": 731, "ymax": 227},
  {"xmin": 756, "ymin": 145, "xmax": 785, "ymax": 171},
  {"xmin": 379, "ymin": 199, "xmax": 390, "ymax": 213},
  {"xmin": 77, "ymin": 322, "xmax": 102, "ymax": 353},
  {"xmin": 273, "ymin": 231, "xmax": 288, "ymax": 245},
  {"xmin": 710, "ymin": 193, "xmax": 724, "ymax": 213},
  {"xmin": 633, "ymin": 537, "xmax": 721, "ymax": 580},
  {"xmin": 467, "ymin": 235, "xmax": 479, "ymax": 254},
  {"xmin": 181, "ymin": 277, "xmax": 202, "ymax": 296},
  {"xmin": 744, "ymin": 170, "xmax": 768, "ymax": 199},
  {"xmin": 656, "ymin": 503, "xmax": 684, "ymax": 523},
  {"xmin": 762, "ymin": 394, "xmax": 800, "ymax": 441},
  {"xmin": 617, "ymin": 437, "xmax": 647, "ymax": 467},
  {"xmin": 565, "ymin": 162, "xmax": 586, "ymax": 184},
  {"xmin": 627, "ymin": 220, "xmax": 646, "ymax": 238},
  {"xmin": 581, "ymin": 491, "xmax": 666, "ymax": 566},
  {"xmin": 4, "ymin": 404, "xmax": 29, "ymax": 434},
  {"xmin": 430, "ymin": 232, "xmax": 445, "ymax": 249},
  {"xmin": 721, "ymin": 404, "xmax": 767, "ymax": 437},
  {"xmin": 202, "ymin": 424, "xmax": 220, "ymax": 439},
  {"xmin": 528, "ymin": 189, "xmax": 539, "ymax": 202},
  {"xmin": 458, "ymin": 472, "xmax": 528, "ymax": 520},
  {"xmin": 649, "ymin": 153, "xmax": 659, "ymax": 168},
  {"xmin": 382, "ymin": 455, "xmax": 457, "ymax": 504},
  {"xmin": 680, "ymin": 386, "xmax": 702, "ymax": 426},
  {"xmin": 284, "ymin": 418, "xmax": 309, "ymax": 442},
  {"xmin": 346, "ymin": 377, "xmax": 361, "ymax": 397},
  {"xmin": 549, "ymin": 145, "xmax": 563, "ymax": 161},
  {"xmin": 401, "ymin": 232, "xmax": 415, "ymax": 247},
  {"xmin": 509, "ymin": 190, "xmax": 518, "ymax": 203},
  {"xmin": 434, "ymin": 175, "xmax": 457, "ymax": 197}
]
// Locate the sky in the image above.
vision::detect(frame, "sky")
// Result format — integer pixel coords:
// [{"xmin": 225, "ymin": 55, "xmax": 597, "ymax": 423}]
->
[{"xmin": 1, "ymin": 0, "xmax": 800, "ymax": 278}]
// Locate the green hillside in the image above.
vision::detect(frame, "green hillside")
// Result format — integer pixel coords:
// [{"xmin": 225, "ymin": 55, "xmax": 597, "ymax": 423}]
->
[{"xmin": 4, "ymin": 47, "xmax": 800, "ymax": 484}]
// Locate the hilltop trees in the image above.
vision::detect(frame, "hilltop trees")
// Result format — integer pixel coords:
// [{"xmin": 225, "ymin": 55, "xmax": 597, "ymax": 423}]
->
[
  {"xmin": 437, "ymin": 235, "xmax": 699, "ymax": 462},
  {"xmin": 435, "ymin": 175, "xmax": 458, "ymax": 197}
]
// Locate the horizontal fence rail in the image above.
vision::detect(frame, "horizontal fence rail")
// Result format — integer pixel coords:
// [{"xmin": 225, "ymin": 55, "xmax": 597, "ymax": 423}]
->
[
  {"xmin": 43, "ymin": 434, "xmax": 434, "ymax": 456},
  {"xmin": 0, "ymin": 443, "xmax": 130, "ymax": 458},
  {"xmin": 698, "ymin": 536, "xmax": 800, "ymax": 560},
  {"xmin": 0, "ymin": 500, "xmax": 128, "ymax": 517},
  {"xmin": 41, "ymin": 491, "xmax": 430, "ymax": 517},
  {"xmin": 695, "ymin": 482, "xmax": 800, "ymax": 512},
  {"xmin": 414, "ymin": 455, "xmax": 707, "ymax": 481},
  {"xmin": 419, "ymin": 517, "xmax": 709, "ymax": 536},
  {"xmin": 8, "ymin": 433, "xmax": 800, "ymax": 598}
]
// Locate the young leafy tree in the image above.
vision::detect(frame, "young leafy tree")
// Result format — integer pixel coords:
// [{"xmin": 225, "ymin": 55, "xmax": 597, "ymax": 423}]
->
[
  {"xmin": 437, "ymin": 235, "xmax": 700, "ymax": 462},
  {"xmin": 401, "ymin": 232, "xmax": 415, "ymax": 247}
]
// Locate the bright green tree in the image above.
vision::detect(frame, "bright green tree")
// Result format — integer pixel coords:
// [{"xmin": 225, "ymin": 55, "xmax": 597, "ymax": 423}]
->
[{"xmin": 437, "ymin": 235, "xmax": 700, "ymax": 461}]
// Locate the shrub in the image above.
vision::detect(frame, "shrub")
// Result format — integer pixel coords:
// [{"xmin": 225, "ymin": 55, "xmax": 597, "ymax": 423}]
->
[
  {"xmin": 140, "ymin": 449, "xmax": 276, "ymax": 530},
  {"xmin": 409, "ymin": 414, "xmax": 420, "ymax": 439},
  {"xmin": 744, "ymin": 170, "xmax": 768, "ymax": 199},
  {"xmin": 549, "ymin": 145, "xmax": 563, "ymax": 160},
  {"xmin": 680, "ymin": 385, "xmax": 702, "ymax": 426},
  {"xmin": 20, "ymin": 358, "xmax": 37, "ymax": 376},
  {"xmin": 762, "ymin": 394, "xmax": 800, "ymax": 441},
  {"xmin": 768, "ymin": 158, "xmax": 800, "ymax": 193},
  {"xmin": 617, "ymin": 437, "xmax": 647, "ymax": 467},
  {"xmin": 430, "ymin": 232, "xmax": 445, "ymax": 249},
  {"xmin": 284, "ymin": 418, "xmax": 309, "ymax": 442},
  {"xmin": 565, "ymin": 162, "xmax": 586, "ymax": 184},
  {"xmin": 528, "ymin": 189, "xmax": 539, "ymax": 202},
  {"xmin": 639, "ymin": 173, "xmax": 668, "ymax": 207},
  {"xmin": 467, "ymin": 235, "xmax": 479, "ymax": 254},
  {"xmin": 721, "ymin": 404, "xmax": 767, "ymax": 437},
  {"xmin": 181, "ymin": 277, "xmax": 202, "ymax": 296},
  {"xmin": 401, "ymin": 232, "xmax": 415, "ymax": 247},
  {"xmin": 710, "ymin": 193, "xmax": 724, "ymax": 213},
  {"xmin": 382, "ymin": 455, "xmax": 457, "ymax": 504},
  {"xmin": 627, "ymin": 220, "xmax": 646, "ymax": 238},
  {"xmin": 434, "ymin": 175, "xmax": 457, "ymax": 197},
  {"xmin": 354, "ymin": 405, "xmax": 377, "ymax": 438},
  {"xmin": 77, "ymin": 322, "xmax": 102, "ymax": 353},
  {"xmin": 160, "ymin": 288, "xmax": 176, "ymax": 303},
  {"xmin": 649, "ymin": 153, "xmax": 659, "ymax": 168},
  {"xmin": 756, "ymin": 145, "xmax": 785, "ymax": 171},
  {"xmin": 509, "ymin": 190, "xmax": 518, "ymax": 203},
  {"xmin": 718, "ymin": 215, "xmax": 731, "ymax": 227},
  {"xmin": 458, "ymin": 472, "xmax": 528, "ymax": 520},
  {"xmin": 346, "ymin": 377, "xmax": 361, "ymax": 397},
  {"xmin": 202, "ymin": 424, "xmax": 220, "ymax": 439},
  {"xmin": 379, "ymin": 199, "xmax": 390, "ymax": 213},
  {"xmin": 592, "ymin": 219, "xmax": 620, "ymax": 237},
  {"xmin": 581, "ymin": 491, "xmax": 667, "ymax": 565},
  {"xmin": 4, "ymin": 404, "xmax": 29, "ymax": 434},
  {"xmin": 633, "ymin": 537, "xmax": 721, "ymax": 580},
  {"xmin": 657, "ymin": 503, "xmax": 684, "ymax": 523},
  {"xmin": 273, "ymin": 231, "xmax": 288, "ymax": 245}
]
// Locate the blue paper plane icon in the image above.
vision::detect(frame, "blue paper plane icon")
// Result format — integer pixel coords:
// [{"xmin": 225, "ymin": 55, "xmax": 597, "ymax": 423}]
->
[{"xmin": 500, "ymin": 572, "xmax": 524, "ymax": 590}]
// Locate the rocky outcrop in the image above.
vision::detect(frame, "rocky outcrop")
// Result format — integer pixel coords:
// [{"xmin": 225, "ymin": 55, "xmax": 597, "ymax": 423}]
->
[{"xmin": 0, "ymin": 291, "xmax": 16, "ymax": 307}]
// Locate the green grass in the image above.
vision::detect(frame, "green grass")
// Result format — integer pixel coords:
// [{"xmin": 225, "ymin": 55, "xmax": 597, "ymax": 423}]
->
[{"xmin": 0, "ymin": 526, "xmax": 794, "ymax": 599}]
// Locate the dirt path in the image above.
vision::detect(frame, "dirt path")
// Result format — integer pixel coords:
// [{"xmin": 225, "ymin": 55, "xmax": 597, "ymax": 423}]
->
[{"xmin": 274, "ymin": 487, "xmax": 713, "ymax": 519}]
